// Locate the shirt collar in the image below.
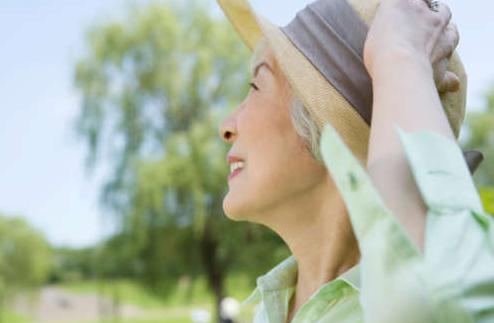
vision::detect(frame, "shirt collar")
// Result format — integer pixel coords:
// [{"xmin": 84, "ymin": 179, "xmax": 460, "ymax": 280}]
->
[{"xmin": 241, "ymin": 254, "xmax": 361, "ymax": 306}]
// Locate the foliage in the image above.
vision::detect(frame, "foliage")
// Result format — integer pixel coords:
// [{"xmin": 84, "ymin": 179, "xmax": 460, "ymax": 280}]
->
[
  {"xmin": 0, "ymin": 214, "xmax": 52, "ymax": 290},
  {"xmin": 49, "ymin": 247, "xmax": 96, "ymax": 283},
  {"xmin": 479, "ymin": 187, "xmax": 494, "ymax": 216},
  {"xmin": 463, "ymin": 85, "xmax": 494, "ymax": 187},
  {"xmin": 74, "ymin": 0, "xmax": 250, "ymax": 213},
  {"xmin": 462, "ymin": 83, "xmax": 494, "ymax": 217},
  {"xmin": 0, "ymin": 214, "xmax": 52, "ymax": 322},
  {"xmin": 74, "ymin": 0, "xmax": 288, "ymax": 320}
]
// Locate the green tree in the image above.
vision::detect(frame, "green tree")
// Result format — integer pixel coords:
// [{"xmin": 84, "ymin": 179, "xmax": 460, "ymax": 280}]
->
[
  {"xmin": 49, "ymin": 247, "xmax": 96, "ymax": 283},
  {"xmin": 479, "ymin": 187, "xmax": 494, "ymax": 215},
  {"xmin": 463, "ymin": 86, "xmax": 494, "ymax": 187},
  {"xmin": 0, "ymin": 214, "xmax": 52, "ymax": 320},
  {"xmin": 463, "ymin": 83, "xmax": 494, "ymax": 216},
  {"xmin": 74, "ymin": 1, "xmax": 288, "ymax": 320}
]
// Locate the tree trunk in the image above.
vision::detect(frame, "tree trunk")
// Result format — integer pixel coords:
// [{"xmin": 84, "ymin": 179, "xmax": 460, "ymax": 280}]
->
[{"xmin": 200, "ymin": 220, "xmax": 226, "ymax": 323}]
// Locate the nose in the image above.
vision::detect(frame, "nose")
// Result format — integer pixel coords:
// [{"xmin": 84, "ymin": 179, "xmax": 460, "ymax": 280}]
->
[{"xmin": 219, "ymin": 111, "xmax": 238, "ymax": 143}]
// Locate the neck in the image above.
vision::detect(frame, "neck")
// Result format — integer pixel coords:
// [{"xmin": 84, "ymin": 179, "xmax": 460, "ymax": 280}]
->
[{"xmin": 258, "ymin": 174, "xmax": 360, "ymax": 320}]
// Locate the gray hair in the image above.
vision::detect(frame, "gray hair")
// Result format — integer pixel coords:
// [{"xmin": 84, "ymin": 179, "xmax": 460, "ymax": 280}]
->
[
  {"xmin": 289, "ymin": 97, "xmax": 323, "ymax": 164},
  {"xmin": 251, "ymin": 38, "xmax": 323, "ymax": 164}
]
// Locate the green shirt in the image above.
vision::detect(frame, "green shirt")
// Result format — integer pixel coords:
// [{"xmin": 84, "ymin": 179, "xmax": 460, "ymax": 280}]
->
[{"xmin": 241, "ymin": 123, "xmax": 494, "ymax": 323}]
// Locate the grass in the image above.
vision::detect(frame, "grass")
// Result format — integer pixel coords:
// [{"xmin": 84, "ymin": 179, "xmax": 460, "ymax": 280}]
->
[
  {"xmin": 59, "ymin": 273, "xmax": 257, "ymax": 322},
  {"xmin": 61, "ymin": 273, "xmax": 255, "ymax": 307},
  {"xmin": 0, "ymin": 309, "xmax": 30, "ymax": 323},
  {"xmin": 75, "ymin": 307, "xmax": 194, "ymax": 323},
  {"xmin": 3, "ymin": 274, "xmax": 256, "ymax": 323},
  {"xmin": 62, "ymin": 279, "xmax": 170, "ymax": 309}
]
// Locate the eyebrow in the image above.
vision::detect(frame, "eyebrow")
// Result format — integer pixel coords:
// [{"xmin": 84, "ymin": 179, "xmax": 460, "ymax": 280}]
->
[{"xmin": 252, "ymin": 61, "xmax": 274, "ymax": 78}]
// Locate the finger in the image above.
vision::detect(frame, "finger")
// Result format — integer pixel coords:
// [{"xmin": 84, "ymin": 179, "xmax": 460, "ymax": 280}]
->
[
  {"xmin": 446, "ymin": 22, "xmax": 460, "ymax": 58},
  {"xmin": 433, "ymin": 1, "xmax": 452, "ymax": 28},
  {"xmin": 438, "ymin": 71, "xmax": 460, "ymax": 93},
  {"xmin": 431, "ymin": 22, "xmax": 459, "ymax": 64},
  {"xmin": 433, "ymin": 59, "xmax": 448, "ymax": 87}
]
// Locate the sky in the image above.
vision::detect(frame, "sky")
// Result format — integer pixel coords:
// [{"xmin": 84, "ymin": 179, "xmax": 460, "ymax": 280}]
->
[{"xmin": 0, "ymin": 0, "xmax": 493, "ymax": 248}]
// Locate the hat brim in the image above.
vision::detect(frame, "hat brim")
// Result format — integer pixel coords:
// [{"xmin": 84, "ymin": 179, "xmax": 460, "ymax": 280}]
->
[{"xmin": 217, "ymin": 0, "xmax": 467, "ymax": 163}]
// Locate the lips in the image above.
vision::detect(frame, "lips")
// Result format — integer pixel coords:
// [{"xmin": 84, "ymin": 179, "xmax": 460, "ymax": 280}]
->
[
  {"xmin": 228, "ymin": 167, "xmax": 243, "ymax": 181},
  {"xmin": 227, "ymin": 155, "xmax": 244, "ymax": 164},
  {"xmin": 227, "ymin": 154, "xmax": 245, "ymax": 181},
  {"xmin": 228, "ymin": 161, "xmax": 245, "ymax": 181}
]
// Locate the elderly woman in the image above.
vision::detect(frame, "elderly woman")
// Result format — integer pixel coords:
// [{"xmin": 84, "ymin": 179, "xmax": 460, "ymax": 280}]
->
[{"xmin": 218, "ymin": 0, "xmax": 494, "ymax": 322}]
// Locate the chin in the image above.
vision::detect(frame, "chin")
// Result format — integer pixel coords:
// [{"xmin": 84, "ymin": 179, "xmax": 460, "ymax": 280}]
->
[{"xmin": 222, "ymin": 192, "xmax": 250, "ymax": 222}]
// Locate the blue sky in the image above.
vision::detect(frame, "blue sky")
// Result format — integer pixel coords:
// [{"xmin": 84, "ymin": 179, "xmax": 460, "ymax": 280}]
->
[{"xmin": 0, "ymin": 0, "xmax": 493, "ymax": 248}]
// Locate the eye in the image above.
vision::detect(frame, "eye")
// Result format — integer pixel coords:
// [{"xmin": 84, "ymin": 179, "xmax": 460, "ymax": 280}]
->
[{"xmin": 249, "ymin": 82, "xmax": 259, "ymax": 91}]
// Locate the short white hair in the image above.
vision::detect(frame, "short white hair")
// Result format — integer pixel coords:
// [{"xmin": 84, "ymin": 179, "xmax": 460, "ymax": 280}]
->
[{"xmin": 289, "ymin": 97, "xmax": 323, "ymax": 164}]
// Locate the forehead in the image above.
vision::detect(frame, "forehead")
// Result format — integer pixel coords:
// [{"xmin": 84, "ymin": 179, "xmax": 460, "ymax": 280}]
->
[
  {"xmin": 249, "ymin": 39, "xmax": 293, "ymax": 100},
  {"xmin": 250, "ymin": 39, "xmax": 277, "ymax": 77}
]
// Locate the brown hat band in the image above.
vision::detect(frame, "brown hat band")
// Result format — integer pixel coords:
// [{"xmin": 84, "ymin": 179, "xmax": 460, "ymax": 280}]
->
[
  {"xmin": 281, "ymin": 0, "xmax": 372, "ymax": 124},
  {"xmin": 280, "ymin": 0, "xmax": 483, "ymax": 174}
]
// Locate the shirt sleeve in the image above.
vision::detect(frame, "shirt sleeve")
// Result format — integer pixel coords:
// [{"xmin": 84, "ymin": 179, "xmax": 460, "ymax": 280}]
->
[{"xmin": 319, "ymin": 122, "xmax": 494, "ymax": 323}]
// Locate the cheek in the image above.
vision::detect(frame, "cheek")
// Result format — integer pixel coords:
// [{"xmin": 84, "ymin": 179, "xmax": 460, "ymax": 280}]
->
[
  {"xmin": 230, "ymin": 117, "xmax": 323, "ymax": 216},
  {"xmin": 242, "ymin": 141, "xmax": 325, "ymax": 220},
  {"xmin": 250, "ymin": 134, "xmax": 320, "ymax": 194},
  {"xmin": 239, "ymin": 102, "xmax": 297, "ymax": 182}
]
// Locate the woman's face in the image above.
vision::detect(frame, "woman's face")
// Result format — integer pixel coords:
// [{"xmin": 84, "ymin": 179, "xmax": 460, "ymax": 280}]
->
[{"xmin": 219, "ymin": 45, "xmax": 328, "ymax": 222}]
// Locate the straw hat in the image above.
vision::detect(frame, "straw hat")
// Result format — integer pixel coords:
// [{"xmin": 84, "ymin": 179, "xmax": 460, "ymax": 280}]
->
[{"xmin": 217, "ymin": 0, "xmax": 483, "ymax": 172}]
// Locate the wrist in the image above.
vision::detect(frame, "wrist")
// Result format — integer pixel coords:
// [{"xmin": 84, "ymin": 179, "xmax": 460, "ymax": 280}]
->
[{"xmin": 366, "ymin": 48, "xmax": 432, "ymax": 81}]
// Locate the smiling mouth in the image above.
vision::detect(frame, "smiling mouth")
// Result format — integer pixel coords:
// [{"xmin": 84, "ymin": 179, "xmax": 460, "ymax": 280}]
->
[{"xmin": 228, "ymin": 161, "xmax": 245, "ymax": 181}]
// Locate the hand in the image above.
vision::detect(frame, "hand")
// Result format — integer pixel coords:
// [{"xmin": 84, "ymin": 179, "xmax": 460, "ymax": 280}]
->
[{"xmin": 363, "ymin": 0, "xmax": 460, "ymax": 93}]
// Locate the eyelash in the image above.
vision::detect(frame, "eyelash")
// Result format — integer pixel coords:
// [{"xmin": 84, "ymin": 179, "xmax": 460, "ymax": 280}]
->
[{"xmin": 249, "ymin": 82, "xmax": 259, "ymax": 91}]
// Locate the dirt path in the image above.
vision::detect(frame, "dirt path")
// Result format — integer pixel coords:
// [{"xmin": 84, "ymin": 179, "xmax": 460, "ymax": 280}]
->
[{"xmin": 12, "ymin": 286, "xmax": 144, "ymax": 323}]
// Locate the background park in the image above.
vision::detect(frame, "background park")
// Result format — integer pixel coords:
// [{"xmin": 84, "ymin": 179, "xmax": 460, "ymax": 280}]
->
[{"xmin": 0, "ymin": 0, "xmax": 493, "ymax": 322}]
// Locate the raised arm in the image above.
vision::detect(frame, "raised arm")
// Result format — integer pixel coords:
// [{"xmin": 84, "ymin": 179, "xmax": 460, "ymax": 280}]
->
[
  {"xmin": 363, "ymin": 0, "xmax": 460, "ymax": 251},
  {"xmin": 318, "ymin": 2, "xmax": 494, "ymax": 322}
]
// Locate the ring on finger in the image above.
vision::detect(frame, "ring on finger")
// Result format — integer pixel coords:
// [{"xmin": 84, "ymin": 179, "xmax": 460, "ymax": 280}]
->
[{"xmin": 423, "ymin": 0, "xmax": 440, "ymax": 12}]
